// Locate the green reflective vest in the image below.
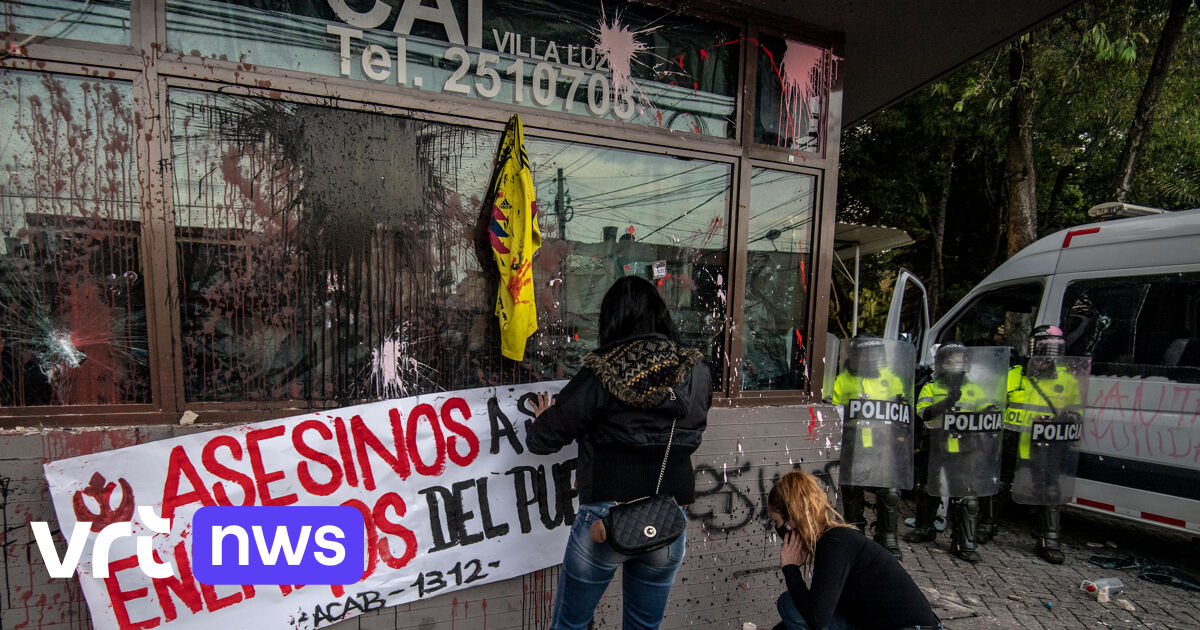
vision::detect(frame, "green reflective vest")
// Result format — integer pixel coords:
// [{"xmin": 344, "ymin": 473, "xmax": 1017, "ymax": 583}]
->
[
  {"xmin": 918, "ymin": 380, "xmax": 989, "ymax": 453},
  {"xmin": 831, "ymin": 367, "xmax": 906, "ymax": 406},
  {"xmin": 1004, "ymin": 365, "xmax": 1082, "ymax": 459}
]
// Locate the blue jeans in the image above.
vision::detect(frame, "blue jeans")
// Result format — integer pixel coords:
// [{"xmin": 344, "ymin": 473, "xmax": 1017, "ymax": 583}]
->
[
  {"xmin": 777, "ymin": 592, "xmax": 862, "ymax": 630},
  {"xmin": 550, "ymin": 501, "xmax": 687, "ymax": 630}
]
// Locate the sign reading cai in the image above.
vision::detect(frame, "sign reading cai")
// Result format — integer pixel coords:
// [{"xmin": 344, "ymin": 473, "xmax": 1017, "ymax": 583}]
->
[
  {"xmin": 167, "ymin": 0, "xmax": 740, "ymax": 137},
  {"xmin": 43, "ymin": 383, "xmax": 574, "ymax": 630},
  {"xmin": 325, "ymin": 0, "xmax": 638, "ymax": 120}
]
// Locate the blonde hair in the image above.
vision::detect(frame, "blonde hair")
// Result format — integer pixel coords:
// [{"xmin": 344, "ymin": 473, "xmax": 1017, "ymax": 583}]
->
[{"xmin": 767, "ymin": 471, "xmax": 855, "ymax": 567}]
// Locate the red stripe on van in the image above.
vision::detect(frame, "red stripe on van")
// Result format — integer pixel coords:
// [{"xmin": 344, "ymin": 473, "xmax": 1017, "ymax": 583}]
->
[
  {"xmin": 1062, "ymin": 227, "xmax": 1101, "ymax": 248},
  {"xmin": 1141, "ymin": 512, "xmax": 1186, "ymax": 528},
  {"xmin": 1076, "ymin": 497, "xmax": 1114, "ymax": 511}
]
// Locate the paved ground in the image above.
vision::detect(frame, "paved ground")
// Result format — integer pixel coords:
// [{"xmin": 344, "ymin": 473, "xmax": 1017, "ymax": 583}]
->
[{"xmin": 894, "ymin": 504, "xmax": 1200, "ymax": 629}]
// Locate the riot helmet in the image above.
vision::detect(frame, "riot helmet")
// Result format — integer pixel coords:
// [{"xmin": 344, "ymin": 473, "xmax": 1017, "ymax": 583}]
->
[
  {"xmin": 1029, "ymin": 325, "xmax": 1065, "ymax": 377},
  {"xmin": 1030, "ymin": 325, "xmax": 1066, "ymax": 357},
  {"xmin": 847, "ymin": 334, "xmax": 885, "ymax": 378},
  {"xmin": 935, "ymin": 344, "xmax": 968, "ymax": 389}
]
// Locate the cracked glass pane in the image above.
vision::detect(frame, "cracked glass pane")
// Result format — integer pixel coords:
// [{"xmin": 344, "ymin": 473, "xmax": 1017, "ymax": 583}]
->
[{"xmin": 0, "ymin": 71, "xmax": 147, "ymax": 406}]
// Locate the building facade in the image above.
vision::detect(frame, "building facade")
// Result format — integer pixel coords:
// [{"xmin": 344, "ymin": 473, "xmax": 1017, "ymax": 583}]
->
[{"xmin": 1, "ymin": 1, "xmax": 846, "ymax": 628}]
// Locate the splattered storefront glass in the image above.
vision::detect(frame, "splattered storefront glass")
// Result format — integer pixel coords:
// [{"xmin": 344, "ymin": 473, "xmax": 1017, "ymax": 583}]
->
[
  {"xmin": 740, "ymin": 167, "xmax": 815, "ymax": 391},
  {"xmin": 164, "ymin": 0, "xmax": 739, "ymax": 138},
  {"xmin": 754, "ymin": 34, "xmax": 833, "ymax": 153},
  {"xmin": 171, "ymin": 91, "xmax": 729, "ymax": 403},
  {"xmin": 0, "ymin": 71, "xmax": 148, "ymax": 406}
]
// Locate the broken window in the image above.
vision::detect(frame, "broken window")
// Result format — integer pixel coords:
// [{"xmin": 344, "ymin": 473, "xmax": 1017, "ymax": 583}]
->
[
  {"xmin": 740, "ymin": 167, "xmax": 815, "ymax": 391},
  {"xmin": 0, "ymin": 71, "xmax": 148, "ymax": 406}
]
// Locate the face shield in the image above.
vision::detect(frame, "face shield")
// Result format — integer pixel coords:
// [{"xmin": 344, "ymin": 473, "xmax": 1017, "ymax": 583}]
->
[
  {"xmin": 848, "ymin": 339, "xmax": 884, "ymax": 377},
  {"xmin": 936, "ymin": 346, "xmax": 967, "ymax": 387},
  {"xmin": 1029, "ymin": 332, "xmax": 1065, "ymax": 375}
]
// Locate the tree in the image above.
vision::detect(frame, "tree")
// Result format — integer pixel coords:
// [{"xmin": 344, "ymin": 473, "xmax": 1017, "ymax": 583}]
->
[
  {"xmin": 1109, "ymin": 0, "xmax": 1194, "ymax": 202},
  {"xmin": 833, "ymin": 0, "xmax": 1200, "ymax": 336},
  {"xmin": 1006, "ymin": 36, "xmax": 1038, "ymax": 256}
]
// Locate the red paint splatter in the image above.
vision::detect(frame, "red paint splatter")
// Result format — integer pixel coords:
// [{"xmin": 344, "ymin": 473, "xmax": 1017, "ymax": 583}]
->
[
  {"xmin": 700, "ymin": 49, "xmax": 709, "ymax": 61},
  {"xmin": 807, "ymin": 406, "xmax": 818, "ymax": 435}
]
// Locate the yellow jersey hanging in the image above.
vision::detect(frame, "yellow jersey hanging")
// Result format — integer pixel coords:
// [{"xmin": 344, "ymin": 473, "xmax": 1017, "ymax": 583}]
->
[{"xmin": 487, "ymin": 114, "xmax": 541, "ymax": 361}]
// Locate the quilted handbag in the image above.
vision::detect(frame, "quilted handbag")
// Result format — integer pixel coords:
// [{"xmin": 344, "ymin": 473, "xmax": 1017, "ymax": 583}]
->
[
  {"xmin": 604, "ymin": 492, "xmax": 686, "ymax": 554},
  {"xmin": 602, "ymin": 414, "xmax": 687, "ymax": 554}
]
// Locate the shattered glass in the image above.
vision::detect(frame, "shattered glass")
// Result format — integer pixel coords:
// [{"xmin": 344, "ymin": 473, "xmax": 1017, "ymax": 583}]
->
[
  {"xmin": 740, "ymin": 167, "xmax": 815, "ymax": 391},
  {"xmin": 0, "ymin": 71, "xmax": 149, "ymax": 406}
]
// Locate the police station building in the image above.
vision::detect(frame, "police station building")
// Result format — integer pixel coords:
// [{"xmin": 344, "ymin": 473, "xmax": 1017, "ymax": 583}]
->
[{"xmin": 0, "ymin": 1, "xmax": 1076, "ymax": 628}]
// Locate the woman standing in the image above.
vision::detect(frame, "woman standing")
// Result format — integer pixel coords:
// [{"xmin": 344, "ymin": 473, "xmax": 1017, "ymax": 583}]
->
[
  {"xmin": 768, "ymin": 471, "xmax": 941, "ymax": 630},
  {"xmin": 528, "ymin": 276, "xmax": 712, "ymax": 630}
]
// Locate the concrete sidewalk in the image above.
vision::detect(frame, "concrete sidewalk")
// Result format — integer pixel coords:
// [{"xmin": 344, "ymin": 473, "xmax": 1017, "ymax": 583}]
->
[{"xmin": 897, "ymin": 506, "xmax": 1200, "ymax": 629}]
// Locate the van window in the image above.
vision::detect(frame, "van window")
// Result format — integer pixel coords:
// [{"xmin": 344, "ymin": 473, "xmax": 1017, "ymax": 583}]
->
[
  {"xmin": 1061, "ymin": 272, "xmax": 1200, "ymax": 383},
  {"xmin": 936, "ymin": 282, "xmax": 1043, "ymax": 362}
]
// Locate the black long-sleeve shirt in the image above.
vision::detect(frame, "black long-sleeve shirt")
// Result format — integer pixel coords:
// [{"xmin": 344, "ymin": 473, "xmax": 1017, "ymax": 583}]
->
[{"xmin": 782, "ymin": 527, "xmax": 938, "ymax": 630}]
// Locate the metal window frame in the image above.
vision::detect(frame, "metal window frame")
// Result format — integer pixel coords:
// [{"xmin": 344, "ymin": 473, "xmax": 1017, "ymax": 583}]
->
[{"xmin": 0, "ymin": 0, "xmax": 844, "ymax": 424}]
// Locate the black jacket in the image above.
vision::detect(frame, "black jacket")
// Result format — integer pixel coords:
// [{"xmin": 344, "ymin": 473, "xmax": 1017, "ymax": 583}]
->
[{"xmin": 527, "ymin": 333, "xmax": 712, "ymax": 504}]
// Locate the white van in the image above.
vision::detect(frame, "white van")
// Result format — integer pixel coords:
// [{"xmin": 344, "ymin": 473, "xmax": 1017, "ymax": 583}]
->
[{"xmin": 886, "ymin": 207, "xmax": 1200, "ymax": 534}]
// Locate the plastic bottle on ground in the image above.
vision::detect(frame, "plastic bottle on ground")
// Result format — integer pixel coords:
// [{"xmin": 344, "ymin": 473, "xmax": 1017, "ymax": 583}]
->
[{"xmin": 1081, "ymin": 577, "xmax": 1125, "ymax": 601}]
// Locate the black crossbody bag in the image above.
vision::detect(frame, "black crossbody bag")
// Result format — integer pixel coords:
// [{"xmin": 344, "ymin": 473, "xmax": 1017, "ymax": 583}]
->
[{"xmin": 601, "ymin": 403, "xmax": 688, "ymax": 554}]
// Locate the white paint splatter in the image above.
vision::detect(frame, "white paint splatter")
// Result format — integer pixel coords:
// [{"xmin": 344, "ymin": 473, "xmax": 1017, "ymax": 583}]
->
[
  {"xmin": 370, "ymin": 323, "xmax": 435, "ymax": 399},
  {"xmin": 594, "ymin": 8, "xmax": 656, "ymax": 92}
]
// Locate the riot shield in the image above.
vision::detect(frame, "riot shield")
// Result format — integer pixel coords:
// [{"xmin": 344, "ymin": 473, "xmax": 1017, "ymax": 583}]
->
[
  {"xmin": 926, "ymin": 346, "xmax": 1009, "ymax": 498},
  {"xmin": 835, "ymin": 338, "xmax": 916, "ymax": 489},
  {"xmin": 1010, "ymin": 355, "xmax": 1091, "ymax": 505},
  {"xmin": 822, "ymin": 334, "xmax": 841, "ymax": 402}
]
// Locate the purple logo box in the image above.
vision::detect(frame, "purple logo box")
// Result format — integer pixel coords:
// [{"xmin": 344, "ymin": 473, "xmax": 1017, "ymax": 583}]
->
[{"xmin": 192, "ymin": 506, "xmax": 365, "ymax": 585}]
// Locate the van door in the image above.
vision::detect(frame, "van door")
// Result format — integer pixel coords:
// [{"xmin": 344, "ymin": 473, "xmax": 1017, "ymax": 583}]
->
[{"xmin": 884, "ymin": 268, "xmax": 931, "ymax": 355}]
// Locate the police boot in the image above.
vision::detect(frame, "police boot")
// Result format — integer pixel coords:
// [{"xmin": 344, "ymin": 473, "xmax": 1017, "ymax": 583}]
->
[
  {"xmin": 977, "ymin": 494, "xmax": 1000, "ymax": 544},
  {"xmin": 841, "ymin": 485, "xmax": 866, "ymax": 532},
  {"xmin": 874, "ymin": 488, "xmax": 903, "ymax": 560},
  {"xmin": 903, "ymin": 489, "xmax": 939, "ymax": 543},
  {"xmin": 950, "ymin": 497, "xmax": 981, "ymax": 563},
  {"xmin": 1035, "ymin": 506, "xmax": 1065, "ymax": 564}
]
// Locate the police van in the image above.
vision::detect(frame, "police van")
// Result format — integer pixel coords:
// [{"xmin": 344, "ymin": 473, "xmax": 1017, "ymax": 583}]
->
[{"xmin": 884, "ymin": 205, "xmax": 1200, "ymax": 534}]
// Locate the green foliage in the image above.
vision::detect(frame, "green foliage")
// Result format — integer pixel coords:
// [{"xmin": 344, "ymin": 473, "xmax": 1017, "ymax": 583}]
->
[{"xmin": 833, "ymin": 0, "xmax": 1200, "ymax": 337}]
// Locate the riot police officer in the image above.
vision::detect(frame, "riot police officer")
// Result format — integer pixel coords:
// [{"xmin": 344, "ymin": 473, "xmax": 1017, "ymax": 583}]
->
[
  {"xmin": 1001, "ymin": 325, "xmax": 1089, "ymax": 564},
  {"xmin": 905, "ymin": 345, "xmax": 1006, "ymax": 562},
  {"xmin": 832, "ymin": 334, "xmax": 915, "ymax": 560}
]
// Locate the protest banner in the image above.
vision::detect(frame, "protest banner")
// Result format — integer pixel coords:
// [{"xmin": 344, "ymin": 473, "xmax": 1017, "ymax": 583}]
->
[{"xmin": 43, "ymin": 382, "xmax": 573, "ymax": 630}]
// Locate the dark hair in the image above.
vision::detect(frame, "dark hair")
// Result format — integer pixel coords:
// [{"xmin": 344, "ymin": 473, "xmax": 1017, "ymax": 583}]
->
[{"xmin": 597, "ymin": 276, "xmax": 680, "ymax": 347}]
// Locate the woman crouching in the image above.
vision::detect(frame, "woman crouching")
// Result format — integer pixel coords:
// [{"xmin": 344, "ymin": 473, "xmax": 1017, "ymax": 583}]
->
[{"xmin": 768, "ymin": 471, "xmax": 941, "ymax": 630}]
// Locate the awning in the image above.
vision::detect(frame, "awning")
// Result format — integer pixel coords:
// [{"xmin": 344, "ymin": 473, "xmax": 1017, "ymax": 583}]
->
[
  {"xmin": 834, "ymin": 222, "xmax": 914, "ymax": 260},
  {"xmin": 832, "ymin": 222, "xmax": 914, "ymax": 335}
]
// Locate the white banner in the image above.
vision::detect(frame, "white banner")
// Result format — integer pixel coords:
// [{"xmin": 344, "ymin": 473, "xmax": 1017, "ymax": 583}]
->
[{"xmin": 43, "ymin": 382, "xmax": 573, "ymax": 630}]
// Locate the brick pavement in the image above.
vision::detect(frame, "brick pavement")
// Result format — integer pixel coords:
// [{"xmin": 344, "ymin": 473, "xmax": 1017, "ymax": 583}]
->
[{"xmin": 895, "ymin": 504, "xmax": 1200, "ymax": 630}]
